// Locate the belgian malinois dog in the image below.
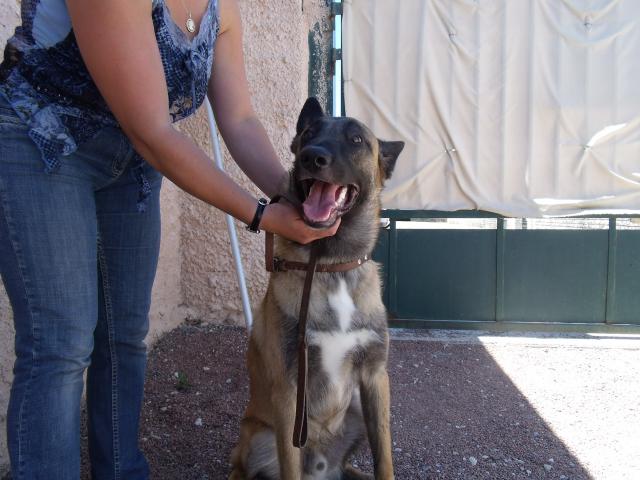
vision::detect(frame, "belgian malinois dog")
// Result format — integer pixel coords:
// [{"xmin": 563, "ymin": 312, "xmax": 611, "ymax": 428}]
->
[{"xmin": 229, "ymin": 98, "xmax": 404, "ymax": 480}]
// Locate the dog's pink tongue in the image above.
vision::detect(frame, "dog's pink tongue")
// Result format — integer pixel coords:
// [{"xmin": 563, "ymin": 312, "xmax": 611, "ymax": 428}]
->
[{"xmin": 303, "ymin": 181, "xmax": 341, "ymax": 223}]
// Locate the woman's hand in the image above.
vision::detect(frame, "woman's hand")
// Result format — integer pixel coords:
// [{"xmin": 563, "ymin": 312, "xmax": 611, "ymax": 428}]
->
[{"xmin": 260, "ymin": 201, "xmax": 340, "ymax": 245}]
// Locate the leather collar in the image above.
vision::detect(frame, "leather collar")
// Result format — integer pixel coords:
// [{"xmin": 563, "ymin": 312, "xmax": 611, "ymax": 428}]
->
[{"xmin": 265, "ymin": 231, "xmax": 369, "ymax": 273}]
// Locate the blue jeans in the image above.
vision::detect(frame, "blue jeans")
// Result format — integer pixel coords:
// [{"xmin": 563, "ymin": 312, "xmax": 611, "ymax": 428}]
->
[{"xmin": 0, "ymin": 98, "xmax": 162, "ymax": 479}]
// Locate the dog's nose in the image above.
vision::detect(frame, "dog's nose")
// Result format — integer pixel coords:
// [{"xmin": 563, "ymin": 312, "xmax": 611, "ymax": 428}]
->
[{"xmin": 300, "ymin": 146, "xmax": 333, "ymax": 170}]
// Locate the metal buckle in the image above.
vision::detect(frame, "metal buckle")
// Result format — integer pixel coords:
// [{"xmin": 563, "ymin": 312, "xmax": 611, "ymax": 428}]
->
[{"xmin": 273, "ymin": 257, "xmax": 285, "ymax": 272}]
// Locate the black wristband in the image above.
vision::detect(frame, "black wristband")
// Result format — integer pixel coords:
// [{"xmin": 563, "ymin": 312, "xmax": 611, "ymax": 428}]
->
[{"xmin": 247, "ymin": 198, "xmax": 268, "ymax": 233}]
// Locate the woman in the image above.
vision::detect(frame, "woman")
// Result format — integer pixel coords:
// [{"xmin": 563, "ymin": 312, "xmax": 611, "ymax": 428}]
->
[{"xmin": 0, "ymin": 0, "xmax": 337, "ymax": 478}]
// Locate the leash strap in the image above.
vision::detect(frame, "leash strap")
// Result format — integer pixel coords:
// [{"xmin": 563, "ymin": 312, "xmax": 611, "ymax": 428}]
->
[
  {"xmin": 265, "ymin": 230, "xmax": 276, "ymax": 271},
  {"xmin": 264, "ymin": 196, "xmax": 367, "ymax": 448},
  {"xmin": 265, "ymin": 196, "xmax": 281, "ymax": 273},
  {"xmin": 292, "ymin": 243, "xmax": 319, "ymax": 448}
]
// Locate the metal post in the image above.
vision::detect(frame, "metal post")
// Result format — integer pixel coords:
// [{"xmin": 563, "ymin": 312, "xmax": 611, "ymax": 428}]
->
[
  {"xmin": 388, "ymin": 219, "xmax": 398, "ymax": 316},
  {"xmin": 205, "ymin": 99, "xmax": 253, "ymax": 331},
  {"xmin": 495, "ymin": 217, "xmax": 506, "ymax": 322},
  {"xmin": 605, "ymin": 217, "xmax": 617, "ymax": 324},
  {"xmin": 332, "ymin": 0, "xmax": 343, "ymax": 117}
]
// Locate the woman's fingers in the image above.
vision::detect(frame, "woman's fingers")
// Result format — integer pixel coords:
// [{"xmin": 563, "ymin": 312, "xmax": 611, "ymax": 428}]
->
[
  {"xmin": 305, "ymin": 218, "xmax": 341, "ymax": 241},
  {"xmin": 261, "ymin": 202, "xmax": 340, "ymax": 244}
]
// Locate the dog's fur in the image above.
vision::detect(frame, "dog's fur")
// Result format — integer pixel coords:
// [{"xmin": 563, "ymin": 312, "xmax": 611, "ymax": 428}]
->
[{"xmin": 229, "ymin": 98, "xmax": 404, "ymax": 480}]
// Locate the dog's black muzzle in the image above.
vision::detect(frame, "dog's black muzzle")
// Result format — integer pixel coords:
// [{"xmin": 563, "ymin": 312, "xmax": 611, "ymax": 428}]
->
[{"xmin": 299, "ymin": 145, "xmax": 333, "ymax": 172}]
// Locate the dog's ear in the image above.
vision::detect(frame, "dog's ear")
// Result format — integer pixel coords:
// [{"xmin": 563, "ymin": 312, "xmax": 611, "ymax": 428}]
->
[
  {"xmin": 378, "ymin": 140, "xmax": 404, "ymax": 180},
  {"xmin": 296, "ymin": 97, "xmax": 325, "ymax": 136}
]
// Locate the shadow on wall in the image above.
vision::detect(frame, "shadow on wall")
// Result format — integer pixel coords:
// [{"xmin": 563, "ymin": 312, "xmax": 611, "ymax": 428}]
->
[{"xmin": 78, "ymin": 325, "xmax": 592, "ymax": 480}]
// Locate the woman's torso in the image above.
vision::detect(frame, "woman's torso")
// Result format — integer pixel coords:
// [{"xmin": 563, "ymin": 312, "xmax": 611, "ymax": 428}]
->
[{"xmin": 0, "ymin": 0, "xmax": 219, "ymax": 174}]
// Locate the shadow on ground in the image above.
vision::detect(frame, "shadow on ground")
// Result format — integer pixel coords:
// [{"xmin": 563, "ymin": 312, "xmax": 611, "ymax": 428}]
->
[{"xmin": 80, "ymin": 325, "xmax": 591, "ymax": 479}]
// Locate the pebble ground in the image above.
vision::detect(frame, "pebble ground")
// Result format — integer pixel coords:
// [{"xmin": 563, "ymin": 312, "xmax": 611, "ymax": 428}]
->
[{"xmin": 76, "ymin": 324, "xmax": 640, "ymax": 479}]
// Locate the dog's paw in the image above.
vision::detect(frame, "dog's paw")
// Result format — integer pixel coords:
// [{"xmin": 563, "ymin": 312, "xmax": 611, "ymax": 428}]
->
[
  {"xmin": 341, "ymin": 465, "xmax": 374, "ymax": 480},
  {"xmin": 228, "ymin": 469, "xmax": 246, "ymax": 480}
]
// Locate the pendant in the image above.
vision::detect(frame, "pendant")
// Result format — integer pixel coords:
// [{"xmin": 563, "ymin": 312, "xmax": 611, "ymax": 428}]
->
[{"xmin": 186, "ymin": 15, "xmax": 196, "ymax": 33}]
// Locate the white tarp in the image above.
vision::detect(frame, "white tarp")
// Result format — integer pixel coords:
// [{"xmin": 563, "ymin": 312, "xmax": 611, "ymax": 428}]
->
[{"xmin": 343, "ymin": 0, "xmax": 640, "ymax": 217}]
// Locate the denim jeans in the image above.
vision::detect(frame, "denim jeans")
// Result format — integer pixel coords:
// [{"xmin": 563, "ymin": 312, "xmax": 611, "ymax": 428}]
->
[{"xmin": 0, "ymin": 97, "xmax": 162, "ymax": 479}]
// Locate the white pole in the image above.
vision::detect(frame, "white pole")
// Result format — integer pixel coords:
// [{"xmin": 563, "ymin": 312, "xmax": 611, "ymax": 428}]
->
[
  {"xmin": 332, "ymin": 0, "xmax": 343, "ymax": 117},
  {"xmin": 205, "ymin": 99, "xmax": 253, "ymax": 331}
]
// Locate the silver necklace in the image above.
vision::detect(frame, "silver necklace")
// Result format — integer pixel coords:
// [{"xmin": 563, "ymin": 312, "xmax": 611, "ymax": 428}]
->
[{"xmin": 178, "ymin": 0, "xmax": 197, "ymax": 33}]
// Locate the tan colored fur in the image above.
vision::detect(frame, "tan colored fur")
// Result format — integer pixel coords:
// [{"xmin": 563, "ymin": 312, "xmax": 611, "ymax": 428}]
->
[
  {"xmin": 229, "ymin": 236, "xmax": 393, "ymax": 480},
  {"xmin": 230, "ymin": 97, "xmax": 401, "ymax": 480}
]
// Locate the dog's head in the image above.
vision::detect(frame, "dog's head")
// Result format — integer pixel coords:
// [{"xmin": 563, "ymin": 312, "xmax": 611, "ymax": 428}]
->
[
  {"xmin": 290, "ymin": 97, "xmax": 404, "ymax": 227},
  {"xmin": 288, "ymin": 97, "xmax": 404, "ymax": 257}
]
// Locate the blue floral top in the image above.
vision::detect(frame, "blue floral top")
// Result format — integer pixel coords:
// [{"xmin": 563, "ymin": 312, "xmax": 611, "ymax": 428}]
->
[{"xmin": 0, "ymin": 0, "xmax": 219, "ymax": 210}]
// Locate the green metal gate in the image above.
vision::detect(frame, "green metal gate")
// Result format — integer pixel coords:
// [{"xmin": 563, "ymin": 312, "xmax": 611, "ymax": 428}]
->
[{"xmin": 372, "ymin": 211, "xmax": 640, "ymax": 333}]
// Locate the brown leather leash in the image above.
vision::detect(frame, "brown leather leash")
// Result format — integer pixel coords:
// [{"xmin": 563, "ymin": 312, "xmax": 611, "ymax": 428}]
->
[
  {"xmin": 291, "ymin": 242, "xmax": 318, "ymax": 449},
  {"xmin": 264, "ymin": 229, "xmax": 369, "ymax": 448}
]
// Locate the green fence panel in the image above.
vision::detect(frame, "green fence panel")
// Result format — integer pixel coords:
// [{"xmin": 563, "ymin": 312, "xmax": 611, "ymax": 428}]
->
[
  {"xmin": 502, "ymin": 230, "xmax": 609, "ymax": 323},
  {"xmin": 393, "ymin": 229, "xmax": 497, "ymax": 321},
  {"xmin": 372, "ymin": 227, "xmax": 390, "ymax": 307},
  {"xmin": 371, "ymin": 212, "xmax": 640, "ymax": 332},
  {"xmin": 612, "ymin": 230, "xmax": 640, "ymax": 325}
]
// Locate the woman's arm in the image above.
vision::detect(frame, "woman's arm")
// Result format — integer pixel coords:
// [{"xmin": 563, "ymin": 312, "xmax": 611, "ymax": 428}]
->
[
  {"xmin": 65, "ymin": 0, "xmax": 338, "ymax": 243},
  {"xmin": 208, "ymin": 0, "xmax": 286, "ymax": 199}
]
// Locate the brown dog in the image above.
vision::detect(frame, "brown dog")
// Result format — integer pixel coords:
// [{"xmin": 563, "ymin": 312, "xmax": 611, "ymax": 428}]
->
[{"xmin": 229, "ymin": 98, "xmax": 404, "ymax": 480}]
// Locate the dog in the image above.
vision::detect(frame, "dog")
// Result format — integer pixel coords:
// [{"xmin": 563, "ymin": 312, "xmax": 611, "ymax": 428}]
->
[{"xmin": 229, "ymin": 97, "xmax": 404, "ymax": 480}]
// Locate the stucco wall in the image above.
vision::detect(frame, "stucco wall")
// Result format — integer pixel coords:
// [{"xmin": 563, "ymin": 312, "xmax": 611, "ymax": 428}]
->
[
  {"xmin": 149, "ymin": 180, "xmax": 186, "ymax": 342},
  {"xmin": 181, "ymin": 0, "xmax": 332, "ymax": 325},
  {"xmin": 0, "ymin": 0, "xmax": 331, "ymax": 473},
  {"xmin": 0, "ymin": 1, "xmax": 22, "ymax": 472}
]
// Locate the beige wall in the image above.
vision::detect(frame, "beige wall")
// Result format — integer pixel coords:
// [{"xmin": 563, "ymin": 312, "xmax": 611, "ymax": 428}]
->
[
  {"xmin": 180, "ymin": 0, "xmax": 322, "ymax": 325},
  {"xmin": 0, "ymin": 0, "xmax": 331, "ymax": 474},
  {"xmin": 0, "ymin": 1, "xmax": 22, "ymax": 472}
]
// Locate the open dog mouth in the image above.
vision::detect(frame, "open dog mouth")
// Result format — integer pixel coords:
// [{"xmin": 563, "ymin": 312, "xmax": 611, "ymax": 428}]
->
[{"xmin": 299, "ymin": 179, "xmax": 359, "ymax": 228}]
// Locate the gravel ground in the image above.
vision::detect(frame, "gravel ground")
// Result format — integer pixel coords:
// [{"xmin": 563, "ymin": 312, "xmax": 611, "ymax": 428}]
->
[{"xmin": 76, "ymin": 324, "xmax": 640, "ymax": 479}]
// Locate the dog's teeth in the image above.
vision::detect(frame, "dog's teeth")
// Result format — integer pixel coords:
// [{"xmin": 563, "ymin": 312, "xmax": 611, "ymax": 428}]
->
[{"xmin": 336, "ymin": 187, "xmax": 347, "ymax": 205}]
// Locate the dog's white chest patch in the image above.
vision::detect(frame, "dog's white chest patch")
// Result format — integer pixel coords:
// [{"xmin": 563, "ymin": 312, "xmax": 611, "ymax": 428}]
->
[
  {"xmin": 308, "ymin": 279, "xmax": 378, "ymax": 386},
  {"xmin": 329, "ymin": 278, "xmax": 356, "ymax": 331}
]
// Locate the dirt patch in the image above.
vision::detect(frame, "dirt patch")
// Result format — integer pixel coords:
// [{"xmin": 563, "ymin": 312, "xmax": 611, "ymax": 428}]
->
[{"xmin": 79, "ymin": 324, "xmax": 592, "ymax": 479}]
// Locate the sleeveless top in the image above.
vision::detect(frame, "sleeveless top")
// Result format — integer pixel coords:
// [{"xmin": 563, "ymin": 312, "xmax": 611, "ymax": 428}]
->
[{"xmin": 0, "ymin": 0, "xmax": 219, "ymax": 210}]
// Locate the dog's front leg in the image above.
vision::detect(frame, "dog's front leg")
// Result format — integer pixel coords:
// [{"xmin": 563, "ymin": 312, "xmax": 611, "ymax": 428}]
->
[
  {"xmin": 360, "ymin": 366, "xmax": 394, "ymax": 480},
  {"xmin": 272, "ymin": 385, "xmax": 303, "ymax": 480}
]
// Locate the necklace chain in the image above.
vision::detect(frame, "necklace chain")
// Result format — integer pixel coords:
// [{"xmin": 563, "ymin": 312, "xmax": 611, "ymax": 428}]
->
[{"xmin": 178, "ymin": 0, "xmax": 196, "ymax": 33}]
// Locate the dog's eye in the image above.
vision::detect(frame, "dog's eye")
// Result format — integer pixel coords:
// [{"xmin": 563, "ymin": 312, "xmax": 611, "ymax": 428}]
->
[
  {"xmin": 351, "ymin": 135, "xmax": 363, "ymax": 144},
  {"xmin": 302, "ymin": 129, "xmax": 314, "ymax": 140}
]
